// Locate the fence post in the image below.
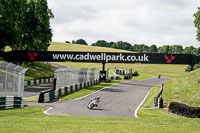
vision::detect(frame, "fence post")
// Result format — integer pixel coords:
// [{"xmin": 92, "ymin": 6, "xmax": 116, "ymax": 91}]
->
[{"xmin": 53, "ymin": 78, "xmax": 57, "ymax": 90}]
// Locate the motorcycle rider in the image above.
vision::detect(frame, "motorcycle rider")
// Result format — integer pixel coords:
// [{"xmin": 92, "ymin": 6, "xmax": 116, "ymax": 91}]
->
[{"xmin": 91, "ymin": 96, "xmax": 100, "ymax": 107}]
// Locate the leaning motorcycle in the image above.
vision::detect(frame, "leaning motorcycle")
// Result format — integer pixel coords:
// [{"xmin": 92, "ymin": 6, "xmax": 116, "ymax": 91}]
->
[{"xmin": 87, "ymin": 99, "xmax": 100, "ymax": 109}]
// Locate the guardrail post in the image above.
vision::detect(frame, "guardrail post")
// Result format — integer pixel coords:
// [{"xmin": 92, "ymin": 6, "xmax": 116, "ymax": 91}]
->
[{"xmin": 53, "ymin": 78, "xmax": 57, "ymax": 90}]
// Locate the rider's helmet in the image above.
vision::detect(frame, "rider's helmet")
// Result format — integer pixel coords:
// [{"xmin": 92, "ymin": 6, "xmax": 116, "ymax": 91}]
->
[{"xmin": 96, "ymin": 96, "xmax": 100, "ymax": 100}]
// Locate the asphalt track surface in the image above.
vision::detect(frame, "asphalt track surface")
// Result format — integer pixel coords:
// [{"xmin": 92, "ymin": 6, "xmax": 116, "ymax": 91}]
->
[
  {"xmin": 24, "ymin": 84, "xmax": 52, "ymax": 98},
  {"xmin": 39, "ymin": 77, "xmax": 170, "ymax": 118}
]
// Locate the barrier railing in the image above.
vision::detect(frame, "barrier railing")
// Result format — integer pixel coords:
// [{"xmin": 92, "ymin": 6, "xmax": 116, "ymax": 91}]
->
[
  {"xmin": 0, "ymin": 96, "xmax": 23, "ymax": 109},
  {"xmin": 38, "ymin": 67, "xmax": 100, "ymax": 103}
]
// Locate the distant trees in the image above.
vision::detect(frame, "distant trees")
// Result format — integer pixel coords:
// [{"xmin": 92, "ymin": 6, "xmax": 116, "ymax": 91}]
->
[
  {"xmin": 184, "ymin": 46, "xmax": 197, "ymax": 55},
  {"xmin": 65, "ymin": 41, "xmax": 70, "ymax": 43},
  {"xmin": 92, "ymin": 40, "xmax": 132, "ymax": 50},
  {"xmin": 91, "ymin": 40, "xmax": 200, "ymax": 55},
  {"xmin": 170, "ymin": 45, "xmax": 183, "ymax": 54},
  {"xmin": 194, "ymin": 7, "xmax": 200, "ymax": 42},
  {"xmin": 0, "ymin": 0, "xmax": 53, "ymax": 51},
  {"xmin": 92, "ymin": 40, "xmax": 108, "ymax": 47},
  {"xmin": 111, "ymin": 41, "xmax": 132, "ymax": 50},
  {"xmin": 73, "ymin": 39, "xmax": 88, "ymax": 45},
  {"xmin": 158, "ymin": 45, "xmax": 170, "ymax": 54},
  {"xmin": 149, "ymin": 45, "xmax": 158, "ymax": 53}
]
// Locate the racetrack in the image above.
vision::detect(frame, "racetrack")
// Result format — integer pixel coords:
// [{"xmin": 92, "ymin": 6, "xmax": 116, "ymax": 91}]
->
[
  {"xmin": 24, "ymin": 84, "xmax": 52, "ymax": 98},
  {"xmin": 45, "ymin": 77, "xmax": 170, "ymax": 117}
]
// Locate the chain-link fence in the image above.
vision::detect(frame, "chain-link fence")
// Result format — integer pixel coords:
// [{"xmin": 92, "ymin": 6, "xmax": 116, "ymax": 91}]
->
[
  {"xmin": 0, "ymin": 61, "xmax": 28, "ymax": 97},
  {"xmin": 54, "ymin": 67, "xmax": 99, "ymax": 90}
]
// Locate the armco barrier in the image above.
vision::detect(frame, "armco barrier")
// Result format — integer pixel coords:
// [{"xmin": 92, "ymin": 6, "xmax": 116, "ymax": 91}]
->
[
  {"xmin": 38, "ymin": 79, "xmax": 99, "ymax": 103},
  {"xmin": 0, "ymin": 96, "xmax": 23, "ymax": 109},
  {"xmin": 24, "ymin": 77, "xmax": 53, "ymax": 86},
  {"xmin": 169, "ymin": 102, "xmax": 200, "ymax": 118}
]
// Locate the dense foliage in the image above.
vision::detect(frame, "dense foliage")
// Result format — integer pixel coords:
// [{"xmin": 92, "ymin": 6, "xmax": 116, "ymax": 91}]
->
[
  {"xmin": 0, "ymin": 0, "xmax": 53, "ymax": 51},
  {"xmin": 194, "ymin": 7, "xmax": 200, "ymax": 42},
  {"xmin": 91, "ymin": 40, "xmax": 200, "ymax": 55},
  {"xmin": 72, "ymin": 39, "xmax": 88, "ymax": 45}
]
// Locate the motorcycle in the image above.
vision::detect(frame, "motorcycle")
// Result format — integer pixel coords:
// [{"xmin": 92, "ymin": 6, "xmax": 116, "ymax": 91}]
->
[{"xmin": 87, "ymin": 99, "xmax": 100, "ymax": 109}]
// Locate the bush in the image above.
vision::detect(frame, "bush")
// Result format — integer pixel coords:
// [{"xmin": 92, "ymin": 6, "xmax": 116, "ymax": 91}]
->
[
  {"xmin": 169, "ymin": 102, "xmax": 200, "ymax": 118},
  {"xmin": 185, "ymin": 65, "xmax": 193, "ymax": 72},
  {"xmin": 132, "ymin": 71, "xmax": 138, "ymax": 76}
]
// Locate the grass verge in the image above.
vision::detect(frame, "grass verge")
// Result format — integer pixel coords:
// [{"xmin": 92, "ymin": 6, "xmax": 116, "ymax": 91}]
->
[
  {"xmin": 63, "ymin": 80, "xmax": 122, "ymax": 99},
  {"xmin": 162, "ymin": 68, "xmax": 200, "ymax": 107},
  {"xmin": 23, "ymin": 62, "xmax": 55, "ymax": 81},
  {"xmin": 24, "ymin": 95, "xmax": 39, "ymax": 102}
]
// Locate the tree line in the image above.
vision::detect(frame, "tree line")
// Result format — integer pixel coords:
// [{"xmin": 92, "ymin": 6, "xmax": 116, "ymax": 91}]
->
[{"xmin": 67, "ymin": 39, "xmax": 200, "ymax": 55}]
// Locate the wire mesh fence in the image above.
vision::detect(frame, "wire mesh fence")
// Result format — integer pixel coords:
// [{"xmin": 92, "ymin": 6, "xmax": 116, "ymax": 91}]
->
[
  {"xmin": 0, "ymin": 61, "xmax": 28, "ymax": 97},
  {"xmin": 54, "ymin": 67, "xmax": 99, "ymax": 90}
]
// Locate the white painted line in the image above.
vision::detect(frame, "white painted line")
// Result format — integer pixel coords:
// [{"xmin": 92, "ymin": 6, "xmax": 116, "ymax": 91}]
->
[
  {"xmin": 134, "ymin": 85, "xmax": 160, "ymax": 118},
  {"xmin": 43, "ymin": 107, "xmax": 53, "ymax": 115}
]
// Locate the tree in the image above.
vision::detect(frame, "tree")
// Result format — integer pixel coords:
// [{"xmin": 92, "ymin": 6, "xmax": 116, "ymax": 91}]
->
[
  {"xmin": 194, "ymin": 7, "xmax": 200, "ymax": 42},
  {"xmin": 134, "ymin": 44, "xmax": 149, "ymax": 53},
  {"xmin": 72, "ymin": 40, "xmax": 75, "ymax": 44},
  {"xmin": 195, "ymin": 47, "xmax": 200, "ymax": 56},
  {"xmin": 65, "ymin": 41, "xmax": 70, "ymax": 43},
  {"xmin": 158, "ymin": 45, "xmax": 170, "ymax": 54},
  {"xmin": 170, "ymin": 45, "xmax": 183, "ymax": 54},
  {"xmin": 0, "ymin": 0, "xmax": 53, "ymax": 51},
  {"xmin": 92, "ymin": 40, "xmax": 108, "ymax": 47},
  {"xmin": 184, "ymin": 46, "xmax": 197, "ymax": 55},
  {"xmin": 0, "ymin": 0, "xmax": 21, "ymax": 50},
  {"xmin": 75, "ymin": 39, "xmax": 88, "ymax": 45},
  {"xmin": 131, "ymin": 44, "xmax": 138, "ymax": 52},
  {"xmin": 149, "ymin": 45, "xmax": 158, "ymax": 53},
  {"xmin": 117, "ymin": 41, "xmax": 132, "ymax": 50}
]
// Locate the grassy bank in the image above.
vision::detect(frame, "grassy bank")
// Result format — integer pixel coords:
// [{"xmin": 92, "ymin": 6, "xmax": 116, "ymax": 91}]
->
[
  {"xmin": 49, "ymin": 42, "xmax": 132, "ymax": 53},
  {"xmin": 162, "ymin": 68, "xmax": 200, "ymax": 107},
  {"xmin": 23, "ymin": 62, "xmax": 55, "ymax": 81}
]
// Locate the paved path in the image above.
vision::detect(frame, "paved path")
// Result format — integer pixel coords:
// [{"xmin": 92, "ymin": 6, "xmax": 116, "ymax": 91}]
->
[
  {"xmin": 26, "ymin": 77, "xmax": 170, "ymax": 118},
  {"xmin": 24, "ymin": 84, "xmax": 52, "ymax": 98}
]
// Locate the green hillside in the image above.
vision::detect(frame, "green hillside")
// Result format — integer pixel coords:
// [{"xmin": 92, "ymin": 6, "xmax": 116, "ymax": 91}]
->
[
  {"xmin": 49, "ymin": 42, "xmax": 187, "ymax": 79},
  {"xmin": 163, "ymin": 68, "xmax": 200, "ymax": 106},
  {"xmin": 49, "ymin": 42, "xmax": 132, "ymax": 52}
]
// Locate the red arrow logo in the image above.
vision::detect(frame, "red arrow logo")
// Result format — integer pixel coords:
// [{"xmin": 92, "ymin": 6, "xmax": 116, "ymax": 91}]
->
[
  {"xmin": 164, "ymin": 55, "xmax": 175, "ymax": 63},
  {"xmin": 27, "ymin": 52, "xmax": 38, "ymax": 61}
]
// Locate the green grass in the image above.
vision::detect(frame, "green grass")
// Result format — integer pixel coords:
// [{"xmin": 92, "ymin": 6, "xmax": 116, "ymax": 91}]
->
[
  {"xmin": 0, "ymin": 82, "xmax": 200, "ymax": 133},
  {"xmin": 49, "ymin": 42, "xmax": 132, "ymax": 52},
  {"xmin": 23, "ymin": 62, "xmax": 56, "ymax": 81},
  {"xmin": 63, "ymin": 80, "xmax": 122, "ymax": 99},
  {"xmin": 58, "ymin": 62, "xmax": 187, "ymax": 80},
  {"xmin": 24, "ymin": 95, "xmax": 39, "ymax": 101},
  {"xmin": 3, "ymin": 46, "xmax": 12, "ymax": 52},
  {"xmin": 162, "ymin": 68, "xmax": 200, "ymax": 107}
]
